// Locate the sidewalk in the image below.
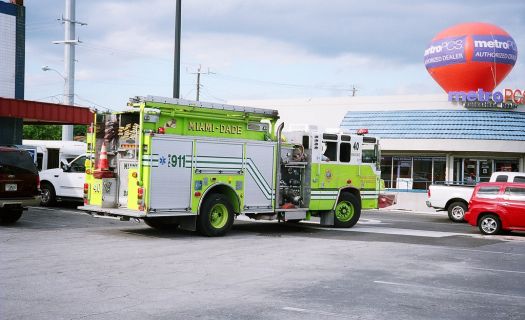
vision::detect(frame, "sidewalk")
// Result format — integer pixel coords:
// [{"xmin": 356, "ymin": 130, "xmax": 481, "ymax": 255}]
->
[{"xmin": 386, "ymin": 191, "xmax": 436, "ymax": 213}]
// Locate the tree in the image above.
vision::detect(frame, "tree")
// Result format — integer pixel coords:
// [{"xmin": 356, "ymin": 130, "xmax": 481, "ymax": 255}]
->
[
  {"xmin": 23, "ymin": 125, "xmax": 61, "ymax": 140},
  {"xmin": 23, "ymin": 125, "xmax": 87, "ymax": 140},
  {"xmin": 74, "ymin": 125, "xmax": 87, "ymax": 137}
]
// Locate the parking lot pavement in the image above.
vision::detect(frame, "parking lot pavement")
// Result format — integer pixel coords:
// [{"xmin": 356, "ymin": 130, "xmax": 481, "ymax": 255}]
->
[{"xmin": 1, "ymin": 207, "xmax": 524, "ymax": 320}]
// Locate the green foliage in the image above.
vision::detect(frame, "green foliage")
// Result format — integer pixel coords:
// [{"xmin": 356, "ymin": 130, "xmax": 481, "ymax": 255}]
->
[
  {"xmin": 23, "ymin": 125, "xmax": 61, "ymax": 140},
  {"xmin": 23, "ymin": 125, "xmax": 87, "ymax": 140},
  {"xmin": 74, "ymin": 125, "xmax": 87, "ymax": 137}
]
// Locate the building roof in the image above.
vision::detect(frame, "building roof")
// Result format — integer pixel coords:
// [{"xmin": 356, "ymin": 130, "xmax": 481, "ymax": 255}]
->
[
  {"xmin": 341, "ymin": 110, "xmax": 525, "ymax": 141},
  {"xmin": 231, "ymin": 94, "xmax": 525, "ymax": 132}
]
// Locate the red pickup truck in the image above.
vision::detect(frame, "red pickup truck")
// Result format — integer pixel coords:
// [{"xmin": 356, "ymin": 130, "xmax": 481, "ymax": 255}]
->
[{"xmin": 464, "ymin": 182, "xmax": 525, "ymax": 235}]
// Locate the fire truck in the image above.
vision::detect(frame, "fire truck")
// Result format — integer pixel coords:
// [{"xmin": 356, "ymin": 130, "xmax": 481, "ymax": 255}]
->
[{"xmin": 80, "ymin": 96, "xmax": 387, "ymax": 236}]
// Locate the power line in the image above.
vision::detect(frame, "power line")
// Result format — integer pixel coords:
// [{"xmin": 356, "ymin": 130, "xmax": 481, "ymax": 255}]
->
[
  {"xmin": 182, "ymin": 88, "xmax": 195, "ymax": 100},
  {"xmin": 33, "ymin": 94, "xmax": 64, "ymax": 104},
  {"xmin": 74, "ymin": 94, "xmax": 116, "ymax": 112},
  {"xmin": 211, "ymin": 72, "xmax": 353, "ymax": 92},
  {"xmin": 199, "ymin": 87, "xmax": 227, "ymax": 103}
]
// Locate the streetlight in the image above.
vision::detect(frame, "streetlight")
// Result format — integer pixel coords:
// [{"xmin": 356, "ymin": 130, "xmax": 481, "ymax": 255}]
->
[
  {"xmin": 41, "ymin": 65, "xmax": 65, "ymax": 84},
  {"xmin": 41, "ymin": 65, "xmax": 74, "ymax": 141}
]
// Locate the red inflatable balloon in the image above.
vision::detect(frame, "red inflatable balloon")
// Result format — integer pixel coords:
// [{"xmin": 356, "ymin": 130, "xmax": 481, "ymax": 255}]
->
[{"xmin": 424, "ymin": 22, "xmax": 518, "ymax": 92}]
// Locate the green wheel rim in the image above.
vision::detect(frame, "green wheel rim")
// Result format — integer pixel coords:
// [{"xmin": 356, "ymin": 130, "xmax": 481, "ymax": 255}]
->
[
  {"xmin": 335, "ymin": 201, "xmax": 355, "ymax": 222},
  {"xmin": 209, "ymin": 203, "xmax": 228, "ymax": 229}
]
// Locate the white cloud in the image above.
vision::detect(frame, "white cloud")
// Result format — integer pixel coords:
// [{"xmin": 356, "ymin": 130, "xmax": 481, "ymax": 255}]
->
[{"xmin": 22, "ymin": 0, "xmax": 525, "ymax": 107}]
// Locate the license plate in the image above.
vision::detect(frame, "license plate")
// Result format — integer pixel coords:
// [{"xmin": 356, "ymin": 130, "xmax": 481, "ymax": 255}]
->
[{"xmin": 5, "ymin": 184, "xmax": 17, "ymax": 192}]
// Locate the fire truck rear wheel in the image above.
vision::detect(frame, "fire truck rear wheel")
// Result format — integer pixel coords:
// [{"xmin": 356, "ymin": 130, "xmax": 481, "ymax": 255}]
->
[
  {"xmin": 198, "ymin": 193, "xmax": 234, "ymax": 237},
  {"xmin": 334, "ymin": 192, "xmax": 361, "ymax": 228},
  {"xmin": 143, "ymin": 218, "xmax": 179, "ymax": 231}
]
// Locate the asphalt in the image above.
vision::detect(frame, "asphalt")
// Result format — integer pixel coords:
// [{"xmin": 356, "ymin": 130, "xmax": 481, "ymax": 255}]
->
[{"xmin": 1, "ymin": 207, "xmax": 524, "ymax": 320}]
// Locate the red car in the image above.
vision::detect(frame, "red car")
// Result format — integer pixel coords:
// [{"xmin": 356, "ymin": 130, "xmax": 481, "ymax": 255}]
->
[{"xmin": 464, "ymin": 182, "xmax": 525, "ymax": 235}]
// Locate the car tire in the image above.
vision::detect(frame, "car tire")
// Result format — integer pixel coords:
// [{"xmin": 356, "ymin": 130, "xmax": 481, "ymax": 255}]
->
[
  {"xmin": 40, "ymin": 182, "xmax": 57, "ymax": 207},
  {"xmin": 334, "ymin": 192, "xmax": 361, "ymax": 228},
  {"xmin": 478, "ymin": 214, "xmax": 501, "ymax": 235},
  {"xmin": 0, "ymin": 209, "xmax": 23, "ymax": 225},
  {"xmin": 447, "ymin": 201, "xmax": 467, "ymax": 222},
  {"xmin": 197, "ymin": 193, "xmax": 234, "ymax": 237},
  {"xmin": 143, "ymin": 218, "xmax": 179, "ymax": 231}
]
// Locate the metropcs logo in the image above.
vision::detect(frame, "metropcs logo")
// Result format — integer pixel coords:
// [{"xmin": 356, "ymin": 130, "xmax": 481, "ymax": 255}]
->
[
  {"xmin": 424, "ymin": 35, "xmax": 517, "ymax": 69},
  {"xmin": 448, "ymin": 89, "xmax": 524, "ymax": 105}
]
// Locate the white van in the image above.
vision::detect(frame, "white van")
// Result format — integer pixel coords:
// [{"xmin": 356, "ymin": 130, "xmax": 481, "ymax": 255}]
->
[{"xmin": 22, "ymin": 140, "xmax": 86, "ymax": 171}]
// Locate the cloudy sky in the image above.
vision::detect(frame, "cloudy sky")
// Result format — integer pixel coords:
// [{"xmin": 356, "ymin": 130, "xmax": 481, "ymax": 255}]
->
[{"xmin": 22, "ymin": 0, "xmax": 525, "ymax": 110}]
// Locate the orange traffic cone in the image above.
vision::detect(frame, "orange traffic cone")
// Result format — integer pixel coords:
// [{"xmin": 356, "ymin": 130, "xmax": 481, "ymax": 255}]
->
[
  {"xmin": 94, "ymin": 142, "xmax": 114, "ymax": 179},
  {"xmin": 97, "ymin": 143, "xmax": 109, "ymax": 171}
]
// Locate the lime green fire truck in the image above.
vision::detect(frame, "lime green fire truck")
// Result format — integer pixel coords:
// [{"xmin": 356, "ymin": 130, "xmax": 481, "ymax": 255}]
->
[{"xmin": 80, "ymin": 95, "xmax": 386, "ymax": 236}]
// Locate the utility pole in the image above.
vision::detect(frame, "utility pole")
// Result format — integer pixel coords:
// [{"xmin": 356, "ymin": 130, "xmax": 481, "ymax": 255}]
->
[
  {"xmin": 196, "ymin": 65, "xmax": 201, "ymax": 101},
  {"xmin": 53, "ymin": 0, "xmax": 85, "ymax": 141},
  {"xmin": 351, "ymin": 85, "xmax": 358, "ymax": 97},
  {"xmin": 173, "ymin": 0, "xmax": 181, "ymax": 98},
  {"xmin": 192, "ymin": 65, "xmax": 213, "ymax": 101}
]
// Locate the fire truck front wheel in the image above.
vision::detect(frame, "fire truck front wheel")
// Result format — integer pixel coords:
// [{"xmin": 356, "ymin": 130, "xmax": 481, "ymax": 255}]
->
[
  {"xmin": 334, "ymin": 192, "xmax": 361, "ymax": 228},
  {"xmin": 198, "ymin": 193, "xmax": 234, "ymax": 237}
]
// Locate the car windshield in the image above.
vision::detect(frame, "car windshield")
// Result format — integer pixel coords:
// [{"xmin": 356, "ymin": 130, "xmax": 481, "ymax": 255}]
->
[
  {"xmin": 0, "ymin": 150, "xmax": 38, "ymax": 174},
  {"xmin": 69, "ymin": 156, "xmax": 86, "ymax": 173}
]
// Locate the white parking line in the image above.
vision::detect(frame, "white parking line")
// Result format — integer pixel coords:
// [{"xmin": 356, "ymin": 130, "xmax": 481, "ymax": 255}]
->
[
  {"xmin": 374, "ymin": 280, "xmax": 525, "ymax": 300},
  {"xmin": 308, "ymin": 225, "xmax": 468, "ymax": 238},
  {"xmin": 236, "ymin": 215, "xmax": 525, "ymax": 240},
  {"xmin": 466, "ymin": 267, "xmax": 525, "ymax": 274},
  {"xmin": 282, "ymin": 307, "xmax": 343, "ymax": 317}
]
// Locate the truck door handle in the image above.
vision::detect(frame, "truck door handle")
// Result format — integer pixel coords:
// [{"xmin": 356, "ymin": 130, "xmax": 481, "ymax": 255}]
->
[
  {"xmin": 54, "ymin": 175, "xmax": 59, "ymax": 178},
  {"xmin": 501, "ymin": 202, "xmax": 510, "ymax": 206}
]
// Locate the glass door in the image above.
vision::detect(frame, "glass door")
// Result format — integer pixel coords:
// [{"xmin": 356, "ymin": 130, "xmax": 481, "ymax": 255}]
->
[
  {"xmin": 478, "ymin": 159, "xmax": 492, "ymax": 182},
  {"xmin": 463, "ymin": 159, "xmax": 477, "ymax": 185},
  {"xmin": 461, "ymin": 159, "xmax": 493, "ymax": 184}
]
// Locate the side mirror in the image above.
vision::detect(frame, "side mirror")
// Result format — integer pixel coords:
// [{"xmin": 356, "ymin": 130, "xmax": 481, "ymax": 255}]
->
[{"xmin": 60, "ymin": 160, "xmax": 70, "ymax": 172}]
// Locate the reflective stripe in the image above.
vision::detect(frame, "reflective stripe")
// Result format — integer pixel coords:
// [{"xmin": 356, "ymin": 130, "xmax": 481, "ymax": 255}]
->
[
  {"xmin": 142, "ymin": 154, "xmax": 159, "ymax": 167},
  {"xmin": 191, "ymin": 156, "xmax": 274, "ymax": 200}
]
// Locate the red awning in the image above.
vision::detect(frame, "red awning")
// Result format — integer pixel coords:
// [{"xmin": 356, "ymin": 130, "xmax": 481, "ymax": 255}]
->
[{"xmin": 0, "ymin": 97, "xmax": 94, "ymax": 125}]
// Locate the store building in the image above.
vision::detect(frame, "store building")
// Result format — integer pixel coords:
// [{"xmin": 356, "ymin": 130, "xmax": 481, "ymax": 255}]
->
[
  {"xmin": 233, "ymin": 94, "xmax": 525, "ymax": 192},
  {"xmin": 0, "ymin": 0, "xmax": 26, "ymax": 144}
]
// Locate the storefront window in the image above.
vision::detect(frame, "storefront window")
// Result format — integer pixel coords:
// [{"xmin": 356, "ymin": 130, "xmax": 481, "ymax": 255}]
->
[
  {"xmin": 413, "ymin": 157, "xmax": 432, "ymax": 190},
  {"xmin": 453, "ymin": 158, "xmax": 462, "ymax": 184},
  {"xmin": 383, "ymin": 156, "xmax": 520, "ymax": 189},
  {"xmin": 393, "ymin": 157, "xmax": 412, "ymax": 189},
  {"xmin": 433, "ymin": 158, "xmax": 446, "ymax": 184},
  {"xmin": 454, "ymin": 158, "xmax": 519, "ymax": 184},
  {"xmin": 381, "ymin": 156, "xmax": 447, "ymax": 190},
  {"xmin": 495, "ymin": 159, "xmax": 519, "ymax": 172},
  {"xmin": 380, "ymin": 156, "xmax": 393, "ymax": 188}
]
